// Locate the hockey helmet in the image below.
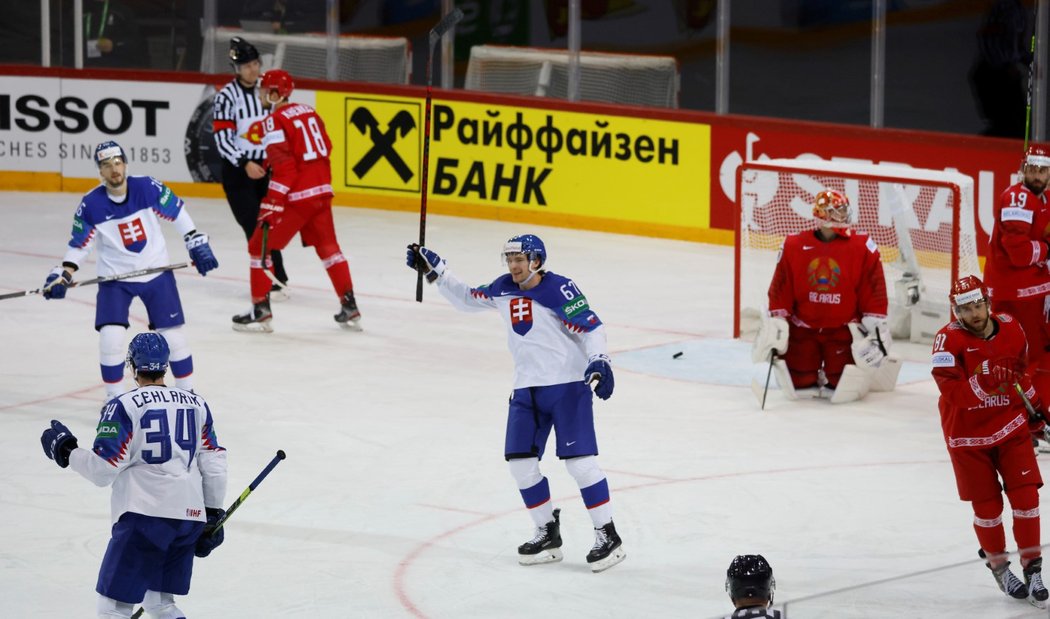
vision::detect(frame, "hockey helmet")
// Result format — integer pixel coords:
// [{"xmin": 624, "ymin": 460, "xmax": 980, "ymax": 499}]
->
[
  {"xmin": 126, "ymin": 332, "xmax": 170, "ymax": 374},
  {"xmin": 813, "ymin": 189, "xmax": 851, "ymax": 226},
  {"xmin": 726, "ymin": 554, "xmax": 775, "ymax": 603},
  {"xmin": 1024, "ymin": 144, "xmax": 1050, "ymax": 169},
  {"xmin": 503, "ymin": 234, "xmax": 546, "ymax": 269},
  {"xmin": 229, "ymin": 36, "xmax": 260, "ymax": 66},
  {"xmin": 950, "ymin": 275, "xmax": 989, "ymax": 308},
  {"xmin": 261, "ymin": 70, "xmax": 295, "ymax": 100},
  {"xmin": 94, "ymin": 141, "xmax": 127, "ymax": 167}
]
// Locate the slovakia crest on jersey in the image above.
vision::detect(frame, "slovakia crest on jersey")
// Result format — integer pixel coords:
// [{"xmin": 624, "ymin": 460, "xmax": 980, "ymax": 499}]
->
[
  {"xmin": 119, "ymin": 218, "xmax": 148, "ymax": 253},
  {"xmin": 510, "ymin": 297, "xmax": 533, "ymax": 336}
]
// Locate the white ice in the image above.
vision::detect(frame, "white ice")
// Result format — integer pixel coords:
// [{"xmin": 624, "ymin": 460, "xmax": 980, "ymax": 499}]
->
[{"xmin": 1, "ymin": 191, "xmax": 1047, "ymax": 618}]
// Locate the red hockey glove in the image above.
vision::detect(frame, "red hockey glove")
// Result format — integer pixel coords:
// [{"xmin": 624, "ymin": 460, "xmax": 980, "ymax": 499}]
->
[
  {"xmin": 975, "ymin": 357, "xmax": 1024, "ymax": 394},
  {"xmin": 258, "ymin": 198, "xmax": 285, "ymax": 226}
]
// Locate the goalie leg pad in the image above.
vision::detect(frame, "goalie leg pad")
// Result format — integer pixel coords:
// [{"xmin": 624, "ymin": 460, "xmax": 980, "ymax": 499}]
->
[
  {"xmin": 829, "ymin": 364, "xmax": 872, "ymax": 404},
  {"xmin": 771, "ymin": 358, "xmax": 798, "ymax": 400},
  {"xmin": 869, "ymin": 357, "xmax": 902, "ymax": 392}
]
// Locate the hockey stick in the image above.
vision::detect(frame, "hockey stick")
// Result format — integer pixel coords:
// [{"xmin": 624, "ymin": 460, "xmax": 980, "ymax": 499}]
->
[
  {"xmin": 1012, "ymin": 382, "xmax": 1050, "ymax": 453},
  {"xmin": 256, "ymin": 222, "xmax": 288, "ymax": 293},
  {"xmin": 1024, "ymin": 28, "xmax": 1036, "ymax": 154},
  {"xmin": 416, "ymin": 7, "xmax": 465, "ymax": 303},
  {"xmin": 128, "ymin": 450, "xmax": 286, "ymax": 619},
  {"xmin": 0, "ymin": 263, "xmax": 189, "ymax": 301},
  {"xmin": 761, "ymin": 352, "xmax": 776, "ymax": 410}
]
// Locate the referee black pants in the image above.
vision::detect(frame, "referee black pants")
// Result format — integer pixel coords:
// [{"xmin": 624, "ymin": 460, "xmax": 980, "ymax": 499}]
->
[{"xmin": 220, "ymin": 159, "xmax": 287, "ymax": 284}]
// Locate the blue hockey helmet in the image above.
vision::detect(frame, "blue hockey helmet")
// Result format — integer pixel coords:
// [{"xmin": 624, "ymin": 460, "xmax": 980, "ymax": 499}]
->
[
  {"xmin": 126, "ymin": 332, "xmax": 170, "ymax": 373},
  {"xmin": 502, "ymin": 234, "xmax": 546, "ymax": 269},
  {"xmin": 94, "ymin": 141, "xmax": 127, "ymax": 168},
  {"xmin": 726, "ymin": 554, "xmax": 775, "ymax": 604}
]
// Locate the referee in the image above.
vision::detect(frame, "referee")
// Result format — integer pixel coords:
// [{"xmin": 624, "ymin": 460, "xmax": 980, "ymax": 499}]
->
[{"xmin": 213, "ymin": 36, "xmax": 289, "ymax": 296}]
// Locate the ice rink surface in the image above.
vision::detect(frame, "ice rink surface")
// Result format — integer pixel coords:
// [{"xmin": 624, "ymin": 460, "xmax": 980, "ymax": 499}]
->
[{"xmin": 1, "ymin": 190, "xmax": 1048, "ymax": 618}]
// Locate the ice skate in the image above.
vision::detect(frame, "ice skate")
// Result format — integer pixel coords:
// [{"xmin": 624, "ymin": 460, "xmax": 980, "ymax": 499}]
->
[
  {"xmin": 586, "ymin": 520, "xmax": 625, "ymax": 573},
  {"xmin": 980, "ymin": 549, "xmax": 1028, "ymax": 599},
  {"xmin": 269, "ymin": 280, "xmax": 291, "ymax": 302},
  {"xmin": 517, "ymin": 508, "xmax": 562, "ymax": 565},
  {"xmin": 334, "ymin": 291, "xmax": 362, "ymax": 331},
  {"xmin": 1024, "ymin": 558, "xmax": 1049, "ymax": 607},
  {"xmin": 232, "ymin": 299, "xmax": 273, "ymax": 333}
]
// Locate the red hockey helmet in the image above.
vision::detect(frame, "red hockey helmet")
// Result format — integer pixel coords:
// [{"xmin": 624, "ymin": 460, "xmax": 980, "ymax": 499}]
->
[
  {"xmin": 813, "ymin": 189, "xmax": 851, "ymax": 226},
  {"xmin": 261, "ymin": 70, "xmax": 295, "ymax": 100},
  {"xmin": 1025, "ymin": 144, "xmax": 1050, "ymax": 168},
  {"xmin": 950, "ymin": 275, "xmax": 989, "ymax": 308}
]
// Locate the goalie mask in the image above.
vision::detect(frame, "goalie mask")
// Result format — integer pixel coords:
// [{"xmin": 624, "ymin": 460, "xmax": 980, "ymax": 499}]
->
[
  {"xmin": 126, "ymin": 332, "xmax": 170, "ymax": 374},
  {"xmin": 502, "ymin": 234, "xmax": 547, "ymax": 270},
  {"xmin": 726, "ymin": 554, "xmax": 775, "ymax": 604},
  {"xmin": 813, "ymin": 189, "xmax": 852, "ymax": 227}
]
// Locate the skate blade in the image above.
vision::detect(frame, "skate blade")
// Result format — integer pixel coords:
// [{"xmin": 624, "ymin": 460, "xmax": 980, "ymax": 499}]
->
[
  {"xmin": 518, "ymin": 548, "xmax": 563, "ymax": 566},
  {"xmin": 589, "ymin": 547, "xmax": 626, "ymax": 573},
  {"xmin": 232, "ymin": 321, "xmax": 273, "ymax": 333},
  {"xmin": 1029, "ymin": 595, "xmax": 1048, "ymax": 609},
  {"xmin": 337, "ymin": 320, "xmax": 363, "ymax": 332}
]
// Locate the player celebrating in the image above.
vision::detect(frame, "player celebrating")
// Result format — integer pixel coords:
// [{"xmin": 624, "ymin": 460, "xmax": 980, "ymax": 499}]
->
[
  {"xmin": 214, "ymin": 36, "xmax": 290, "ymax": 297},
  {"xmin": 753, "ymin": 189, "xmax": 892, "ymax": 402},
  {"xmin": 40, "ymin": 332, "xmax": 228, "ymax": 619},
  {"xmin": 232, "ymin": 69, "xmax": 361, "ymax": 332},
  {"xmin": 724, "ymin": 554, "xmax": 781, "ymax": 619},
  {"xmin": 984, "ymin": 144, "xmax": 1050, "ymax": 394},
  {"xmin": 406, "ymin": 235, "xmax": 625, "ymax": 572},
  {"xmin": 931, "ymin": 275, "xmax": 1048, "ymax": 605},
  {"xmin": 41, "ymin": 141, "xmax": 218, "ymax": 399}
]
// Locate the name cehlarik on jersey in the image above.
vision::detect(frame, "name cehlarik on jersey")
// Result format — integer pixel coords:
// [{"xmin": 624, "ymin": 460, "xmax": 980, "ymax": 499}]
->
[{"xmin": 129, "ymin": 388, "xmax": 202, "ymax": 408}]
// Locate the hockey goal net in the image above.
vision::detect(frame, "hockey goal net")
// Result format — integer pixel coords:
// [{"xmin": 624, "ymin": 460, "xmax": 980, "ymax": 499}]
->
[
  {"xmin": 203, "ymin": 27, "xmax": 411, "ymax": 84},
  {"xmin": 734, "ymin": 159, "xmax": 981, "ymax": 344},
  {"xmin": 464, "ymin": 45, "xmax": 680, "ymax": 108}
]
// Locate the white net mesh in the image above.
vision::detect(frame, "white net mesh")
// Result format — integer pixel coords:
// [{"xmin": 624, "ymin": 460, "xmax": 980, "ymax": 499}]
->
[
  {"xmin": 204, "ymin": 27, "xmax": 411, "ymax": 84},
  {"xmin": 735, "ymin": 159, "xmax": 981, "ymax": 344},
  {"xmin": 464, "ymin": 45, "xmax": 680, "ymax": 108}
]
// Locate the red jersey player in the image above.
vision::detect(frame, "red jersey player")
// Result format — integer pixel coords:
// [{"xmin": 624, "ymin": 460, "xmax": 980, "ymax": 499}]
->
[
  {"xmin": 931, "ymin": 275, "xmax": 1048, "ymax": 605},
  {"xmin": 753, "ymin": 189, "xmax": 893, "ymax": 403},
  {"xmin": 984, "ymin": 144, "xmax": 1050, "ymax": 394},
  {"xmin": 231, "ymin": 69, "xmax": 361, "ymax": 333}
]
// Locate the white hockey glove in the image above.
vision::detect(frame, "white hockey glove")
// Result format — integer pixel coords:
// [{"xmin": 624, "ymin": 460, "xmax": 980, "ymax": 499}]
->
[
  {"xmin": 752, "ymin": 316, "xmax": 789, "ymax": 363},
  {"xmin": 861, "ymin": 315, "xmax": 892, "ymax": 352},
  {"xmin": 849, "ymin": 322, "xmax": 886, "ymax": 369}
]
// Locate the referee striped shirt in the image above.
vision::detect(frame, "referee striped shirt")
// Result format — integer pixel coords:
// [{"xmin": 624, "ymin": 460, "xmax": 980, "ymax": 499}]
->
[{"xmin": 213, "ymin": 78, "xmax": 268, "ymax": 166}]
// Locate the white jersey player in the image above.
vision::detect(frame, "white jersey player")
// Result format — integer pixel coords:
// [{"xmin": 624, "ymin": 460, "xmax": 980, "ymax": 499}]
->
[
  {"xmin": 41, "ymin": 141, "xmax": 219, "ymax": 399},
  {"xmin": 40, "ymin": 332, "xmax": 227, "ymax": 619},
  {"xmin": 407, "ymin": 234, "xmax": 626, "ymax": 572}
]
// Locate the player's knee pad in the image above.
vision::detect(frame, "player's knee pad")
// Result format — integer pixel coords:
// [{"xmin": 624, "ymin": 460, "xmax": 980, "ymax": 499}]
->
[
  {"xmin": 156, "ymin": 326, "xmax": 190, "ymax": 361},
  {"xmin": 508, "ymin": 456, "xmax": 542, "ymax": 490},
  {"xmin": 972, "ymin": 495, "xmax": 1005, "ymax": 524},
  {"xmin": 99, "ymin": 324, "xmax": 126, "ymax": 366},
  {"xmin": 142, "ymin": 590, "xmax": 184, "ymax": 619},
  {"xmin": 1006, "ymin": 484, "xmax": 1039, "ymax": 514},
  {"xmin": 564, "ymin": 455, "xmax": 605, "ymax": 488},
  {"xmin": 96, "ymin": 594, "xmax": 135, "ymax": 618}
]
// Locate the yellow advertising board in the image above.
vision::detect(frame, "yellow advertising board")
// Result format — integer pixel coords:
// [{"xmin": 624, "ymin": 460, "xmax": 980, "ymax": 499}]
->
[{"xmin": 318, "ymin": 91, "xmax": 712, "ymax": 241}]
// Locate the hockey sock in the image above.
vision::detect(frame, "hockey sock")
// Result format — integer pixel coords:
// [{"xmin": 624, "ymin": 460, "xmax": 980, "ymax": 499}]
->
[
  {"xmin": 99, "ymin": 325, "xmax": 126, "ymax": 396},
  {"xmin": 566, "ymin": 456, "xmax": 613, "ymax": 527},
  {"xmin": 509, "ymin": 458, "xmax": 554, "ymax": 527},
  {"xmin": 158, "ymin": 327, "xmax": 193, "ymax": 391},
  {"xmin": 973, "ymin": 496, "xmax": 1007, "ymax": 562},
  {"xmin": 317, "ymin": 245, "xmax": 353, "ymax": 296},
  {"xmin": 1006, "ymin": 485, "xmax": 1041, "ymax": 567}
]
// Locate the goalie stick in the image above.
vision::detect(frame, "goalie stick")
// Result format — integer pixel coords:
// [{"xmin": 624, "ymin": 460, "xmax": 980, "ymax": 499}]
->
[
  {"xmin": 415, "ymin": 7, "xmax": 464, "ymax": 303},
  {"xmin": 0, "ymin": 263, "xmax": 189, "ymax": 301},
  {"xmin": 129, "ymin": 450, "xmax": 286, "ymax": 619},
  {"xmin": 761, "ymin": 352, "xmax": 776, "ymax": 410}
]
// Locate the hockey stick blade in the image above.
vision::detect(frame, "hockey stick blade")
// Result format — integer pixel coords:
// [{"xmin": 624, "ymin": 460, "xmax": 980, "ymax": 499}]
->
[
  {"xmin": 1, "ymin": 263, "xmax": 190, "ymax": 301},
  {"xmin": 428, "ymin": 7, "xmax": 464, "ymax": 46}
]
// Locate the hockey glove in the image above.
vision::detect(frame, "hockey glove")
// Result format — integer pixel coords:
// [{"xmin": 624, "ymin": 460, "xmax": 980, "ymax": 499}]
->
[
  {"xmin": 184, "ymin": 231, "xmax": 219, "ymax": 276},
  {"xmin": 40, "ymin": 420, "xmax": 78, "ymax": 468},
  {"xmin": 975, "ymin": 357, "xmax": 1025, "ymax": 394},
  {"xmin": 258, "ymin": 200, "xmax": 285, "ymax": 227},
  {"xmin": 861, "ymin": 315, "xmax": 892, "ymax": 354},
  {"xmin": 194, "ymin": 507, "xmax": 226, "ymax": 558},
  {"xmin": 585, "ymin": 354, "xmax": 615, "ymax": 400},
  {"xmin": 406, "ymin": 244, "xmax": 445, "ymax": 282},
  {"xmin": 42, "ymin": 267, "xmax": 73, "ymax": 300}
]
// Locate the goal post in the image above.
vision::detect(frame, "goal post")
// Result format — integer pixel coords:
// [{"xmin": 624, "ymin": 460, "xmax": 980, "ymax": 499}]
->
[{"xmin": 734, "ymin": 159, "xmax": 981, "ymax": 345}]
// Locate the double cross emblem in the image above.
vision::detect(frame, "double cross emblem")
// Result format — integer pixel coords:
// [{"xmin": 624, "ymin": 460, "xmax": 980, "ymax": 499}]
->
[{"xmin": 349, "ymin": 107, "xmax": 416, "ymax": 182}]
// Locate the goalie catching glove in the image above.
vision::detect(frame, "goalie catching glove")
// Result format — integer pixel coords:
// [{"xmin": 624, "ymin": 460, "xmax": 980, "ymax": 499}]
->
[{"xmin": 752, "ymin": 316, "xmax": 789, "ymax": 364}]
